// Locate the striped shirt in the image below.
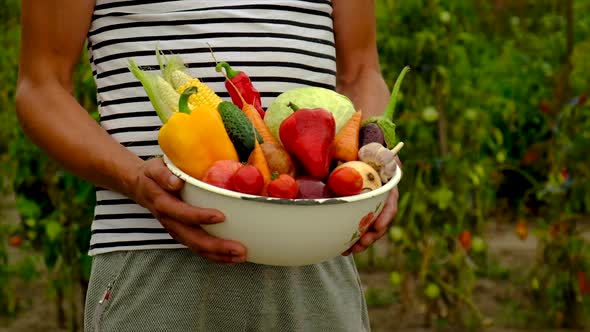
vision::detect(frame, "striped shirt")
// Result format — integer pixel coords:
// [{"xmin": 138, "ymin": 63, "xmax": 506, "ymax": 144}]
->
[{"xmin": 88, "ymin": 0, "xmax": 337, "ymax": 255}]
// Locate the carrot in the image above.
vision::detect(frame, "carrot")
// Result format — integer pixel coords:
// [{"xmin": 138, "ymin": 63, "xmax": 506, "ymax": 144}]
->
[
  {"xmin": 248, "ymin": 139, "xmax": 272, "ymax": 195},
  {"xmin": 333, "ymin": 110, "xmax": 362, "ymax": 162},
  {"xmin": 242, "ymin": 102, "xmax": 280, "ymax": 146}
]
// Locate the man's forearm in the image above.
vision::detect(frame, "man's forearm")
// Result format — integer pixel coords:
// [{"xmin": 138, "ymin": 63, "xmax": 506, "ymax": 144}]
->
[
  {"xmin": 16, "ymin": 80, "xmax": 143, "ymax": 197},
  {"xmin": 337, "ymin": 66, "xmax": 391, "ymax": 121}
]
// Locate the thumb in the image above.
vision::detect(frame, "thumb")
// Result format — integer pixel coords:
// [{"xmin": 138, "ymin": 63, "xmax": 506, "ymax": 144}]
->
[{"xmin": 143, "ymin": 158, "xmax": 184, "ymax": 191}]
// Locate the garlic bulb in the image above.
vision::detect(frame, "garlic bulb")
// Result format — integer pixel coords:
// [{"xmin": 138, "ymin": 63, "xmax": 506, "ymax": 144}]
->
[{"xmin": 358, "ymin": 142, "xmax": 401, "ymax": 183}]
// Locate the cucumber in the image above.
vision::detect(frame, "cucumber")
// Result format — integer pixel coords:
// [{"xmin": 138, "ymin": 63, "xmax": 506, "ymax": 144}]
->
[{"xmin": 217, "ymin": 101, "xmax": 263, "ymax": 161}]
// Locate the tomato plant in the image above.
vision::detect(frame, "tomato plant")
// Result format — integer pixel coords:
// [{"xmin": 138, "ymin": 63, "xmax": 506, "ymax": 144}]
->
[{"xmin": 372, "ymin": 0, "xmax": 590, "ymax": 328}]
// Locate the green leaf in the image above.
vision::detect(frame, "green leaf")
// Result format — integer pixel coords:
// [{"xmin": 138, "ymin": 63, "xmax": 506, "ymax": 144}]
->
[
  {"xmin": 24, "ymin": 218, "xmax": 36, "ymax": 227},
  {"xmin": 396, "ymin": 192, "xmax": 412, "ymax": 222},
  {"xmin": 16, "ymin": 197, "xmax": 42, "ymax": 220},
  {"xmin": 376, "ymin": 118, "xmax": 397, "ymax": 149},
  {"xmin": 432, "ymin": 187, "xmax": 454, "ymax": 210},
  {"xmin": 384, "ymin": 66, "xmax": 411, "ymax": 121},
  {"xmin": 422, "ymin": 106, "xmax": 439, "ymax": 122},
  {"xmin": 45, "ymin": 220, "xmax": 62, "ymax": 241}
]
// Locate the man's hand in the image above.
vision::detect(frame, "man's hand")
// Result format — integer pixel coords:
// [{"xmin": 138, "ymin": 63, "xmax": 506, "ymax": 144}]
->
[
  {"xmin": 343, "ymin": 157, "xmax": 401, "ymax": 256},
  {"xmin": 343, "ymin": 187, "xmax": 398, "ymax": 256},
  {"xmin": 342, "ymin": 156, "xmax": 402, "ymax": 256},
  {"xmin": 132, "ymin": 158, "xmax": 247, "ymax": 264}
]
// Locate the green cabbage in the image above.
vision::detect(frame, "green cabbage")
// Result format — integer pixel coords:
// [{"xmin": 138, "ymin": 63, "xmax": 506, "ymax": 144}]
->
[{"xmin": 264, "ymin": 87, "xmax": 356, "ymax": 143}]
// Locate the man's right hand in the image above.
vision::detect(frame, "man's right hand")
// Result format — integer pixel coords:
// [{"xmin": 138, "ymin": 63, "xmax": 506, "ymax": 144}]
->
[{"xmin": 131, "ymin": 158, "xmax": 248, "ymax": 264}]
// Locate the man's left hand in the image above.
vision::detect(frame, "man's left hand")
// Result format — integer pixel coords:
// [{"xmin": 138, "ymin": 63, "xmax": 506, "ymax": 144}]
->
[{"xmin": 342, "ymin": 157, "xmax": 401, "ymax": 256}]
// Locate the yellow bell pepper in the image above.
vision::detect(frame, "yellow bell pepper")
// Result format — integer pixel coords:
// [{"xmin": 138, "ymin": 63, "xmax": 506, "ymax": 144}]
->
[{"xmin": 158, "ymin": 87, "xmax": 239, "ymax": 180}]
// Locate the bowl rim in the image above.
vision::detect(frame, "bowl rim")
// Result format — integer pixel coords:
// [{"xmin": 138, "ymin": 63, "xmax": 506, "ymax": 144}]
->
[{"xmin": 163, "ymin": 155, "xmax": 402, "ymax": 206}]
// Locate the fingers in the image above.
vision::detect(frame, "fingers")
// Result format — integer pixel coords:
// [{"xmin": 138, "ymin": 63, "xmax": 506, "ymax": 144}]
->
[
  {"xmin": 153, "ymin": 192, "xmax": 225, "ymax": 224},
  {"xmin": 136, "ymin": 158, "xmax": 245, "ymax": 265},
  {"xmin": 161, "ymin": 217, "xmax": 247, "ymax": 264},
  {"xmin": 346, "ymin": 242, "xmax": 366, "ymax": 255},
  {"xmin": 143, "ymin": 158, "xmax": 184, "ymax": 191},
  {"xmin": 372, "ymin": 188, "xmax": 399, "ymax": 231},
  {"xmin": 199, "ymin": 252, "xmax": 245, "ymax": 265},
  {"xmin": 140, "ymin": 158, "xmax": 225, "ymax": 225},
  {"xmin": 341, "ymin": 189, "xmax": 400, "ymax": 256}
]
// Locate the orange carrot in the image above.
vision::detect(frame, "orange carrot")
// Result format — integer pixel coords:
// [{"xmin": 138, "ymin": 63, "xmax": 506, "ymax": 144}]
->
[
  {"xmin": 242, "ymin": 102, "xmax": 280, "ymax": 146},
  {"xmin": 248, "ymin": 139, "xmax": 272, "ymax": 195},
  {"xmin": 333, "ymin": 110, "xmax": 362, "ymax": 162}
]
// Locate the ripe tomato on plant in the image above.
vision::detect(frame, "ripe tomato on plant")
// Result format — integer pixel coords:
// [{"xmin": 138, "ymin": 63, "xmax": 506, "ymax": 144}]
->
[
  {"xmin": 522, "ymin": 148, "xmax": 539, "ymax": 165},
  {"xmin": 8, "ymin": 235, "xmax": 23, "ymax": 248},
  {"xmin": 578, "ymin": 272, "xmax": 590, "ymax": 295},
  {"xmin": 458, "ymin": 230, "xmax": 472, "ymax": 251},
  {"xmin": 267, "ymin": 174, "xmax": 298, "ymax": 199},
  {"xmin": 516, "ymin": 221, "xmax": 528, "ymax": 240},
  {"xmin": 232, "ymin": 165, "xmax": 264, "ymax": 195}
]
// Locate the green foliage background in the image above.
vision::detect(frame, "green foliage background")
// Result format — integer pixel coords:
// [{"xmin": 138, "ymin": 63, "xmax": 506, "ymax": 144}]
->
[{"xmin": 1, "ymin": 0, "xmax": 589, "ymax": 330}]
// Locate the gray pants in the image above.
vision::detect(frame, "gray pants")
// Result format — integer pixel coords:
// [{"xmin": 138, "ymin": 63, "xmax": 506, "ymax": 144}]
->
[{"xmin": 84, "ymin": 249, "xmax": 370, "ymax": 332}]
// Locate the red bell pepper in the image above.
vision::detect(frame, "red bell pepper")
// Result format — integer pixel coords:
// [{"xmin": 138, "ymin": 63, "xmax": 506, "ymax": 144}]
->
[
  {"xmin": 215, "ymin": 61, "xmax": 265, "ymax": 119},
  {"xmin": 279, "ymin": 103, "xmax": 336, "ymax": 179}
]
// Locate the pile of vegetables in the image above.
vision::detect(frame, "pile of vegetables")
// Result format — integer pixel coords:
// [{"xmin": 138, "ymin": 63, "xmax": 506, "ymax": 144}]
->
[{"xmin": 128, "ymin": 50, "xmax": 407, "ymax": 199}]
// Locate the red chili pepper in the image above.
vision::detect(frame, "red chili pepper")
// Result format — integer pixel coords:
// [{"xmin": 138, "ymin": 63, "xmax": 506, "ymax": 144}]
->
[{"xmin": 216, "ymin": 61, "xmax": 265, "ymax": 119}]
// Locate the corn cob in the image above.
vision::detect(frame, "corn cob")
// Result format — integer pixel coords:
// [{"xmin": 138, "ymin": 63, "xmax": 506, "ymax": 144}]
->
[
  {"xmin": 128, "ymin": 59, "xmax": 179, "ymax": 123},
  {"xmin": 154, "ymin": 49, "xmax": 223, "ymax": 111},
  {"xmin": 170, "ymin": 69, "xmax": 193, "ymax": 90},
  {"xmin": 175, "ymin": 75, "xmax": 224, "ymax": 110},
  {"xmin": 157, "ymin": 49, "xmax": 190, "ymax": 88}
]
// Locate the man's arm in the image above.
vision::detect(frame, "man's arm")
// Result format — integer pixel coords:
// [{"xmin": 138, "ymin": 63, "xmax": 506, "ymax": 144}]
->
[
  {"xmin": 16, "ymin": 0, "xmax": 141, "ymax": 196},
  {"xmin": 333, "ymin": 0, "xmax": 391, "ymax": 120},
  {"xmin": 16, "ymin": 0, "xmax": 246, "ymax": 264},
  {"xmin": 334, "ymin": 0, "xmax": 399, "ymax": 254}
]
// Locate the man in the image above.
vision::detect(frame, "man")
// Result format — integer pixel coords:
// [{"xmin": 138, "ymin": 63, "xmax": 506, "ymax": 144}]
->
[{"xmin": 16, "ymin": 0, "xmax": 399, "ymax": 331}]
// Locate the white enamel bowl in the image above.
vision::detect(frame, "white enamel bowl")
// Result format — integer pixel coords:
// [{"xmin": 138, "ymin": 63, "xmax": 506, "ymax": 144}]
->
[{"xmin": 164, "ymin": 155, "xmax": 402, "ymax": 267}]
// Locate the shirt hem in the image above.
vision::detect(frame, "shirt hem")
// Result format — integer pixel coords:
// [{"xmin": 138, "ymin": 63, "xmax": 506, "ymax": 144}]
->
[{"xmin": 88, "ymin": 244, "xmax": 187, "ymax": 257}]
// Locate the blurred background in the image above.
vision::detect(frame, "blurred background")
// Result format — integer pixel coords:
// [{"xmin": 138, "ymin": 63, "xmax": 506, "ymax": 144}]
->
[{"xmin": 1, "ymin": 0, "xmax": 589, "ymax": 331}]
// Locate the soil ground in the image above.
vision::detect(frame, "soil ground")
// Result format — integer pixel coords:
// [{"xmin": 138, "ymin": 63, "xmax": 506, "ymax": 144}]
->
[{"xmin": 1, "ymin": 197, "xmax": 588, "ymax": 332}]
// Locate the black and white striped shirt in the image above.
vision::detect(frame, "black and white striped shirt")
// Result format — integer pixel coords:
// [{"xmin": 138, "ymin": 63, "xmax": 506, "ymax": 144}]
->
[{"xmin": 88, "ymin": 0, "xmax": 337, "ymax": 255}]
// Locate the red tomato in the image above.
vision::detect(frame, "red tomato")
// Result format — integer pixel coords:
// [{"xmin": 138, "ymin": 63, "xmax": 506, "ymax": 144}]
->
[
  {"xmin": 202, "ymin": 160, "xmax": 242, "ymax": 190},
  {"xmin": 559, "ymin": 167, "xmax": 569, "ymax": 182},
  {"xmin": 9, "ymin": 235, "xmax": 23, "ymax": 248},
  {"xmin": 522, "ymin": 149, "xmax": 539, "ymax": 165},
  {"xmin": 578, "ymin": 272, "xmax": 590, "ymax": 295},
  {"xmin": 459, "ymin": 230, "xmax": 472, "ymax": 251},
  {"xmin": 267, "ymin": 174, "xmax": 299, "ymax": 199},
  {"xmin": 327, "ymin": 167, "xmax": 363, "ymax": 197},
  {"xmin": 232, "ymin": 165, "xmax": 264, "ymax": 195},
  {"xmin": 539, "ymin": 100, "xmax": 552, "ymax": 113},
  {"xmin": 516, "ymin": 221, "xmax": 528, "ymax": 240}
]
